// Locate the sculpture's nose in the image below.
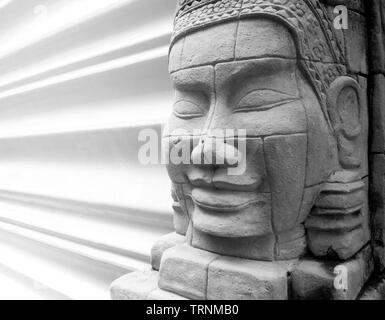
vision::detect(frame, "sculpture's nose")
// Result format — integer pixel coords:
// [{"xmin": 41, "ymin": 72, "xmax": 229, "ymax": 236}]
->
[{"xmin": 191, "ymin": 136, "xmax": 242, "ymax": 167}]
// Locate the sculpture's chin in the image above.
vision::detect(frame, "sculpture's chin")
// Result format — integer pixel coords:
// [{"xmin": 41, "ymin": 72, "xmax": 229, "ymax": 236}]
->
[{"xmin": 191, "ymin": 192, "xmax": 273, "ymax": 238}]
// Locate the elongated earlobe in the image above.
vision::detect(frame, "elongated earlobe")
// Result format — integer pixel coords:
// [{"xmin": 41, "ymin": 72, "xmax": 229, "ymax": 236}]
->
[
  {"xmin": 305, "ymin": 76, "xmax": 370, "ymax": 260},
  {"xmin": 327, "ymin": 76, "xmax": 363, "ymax": 170}
]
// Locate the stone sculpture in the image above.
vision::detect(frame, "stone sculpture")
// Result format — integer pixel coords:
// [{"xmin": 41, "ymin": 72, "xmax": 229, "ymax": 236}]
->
[{"xmin": 111, "ymin": 0, "xmax": 385, "ymax": 300}]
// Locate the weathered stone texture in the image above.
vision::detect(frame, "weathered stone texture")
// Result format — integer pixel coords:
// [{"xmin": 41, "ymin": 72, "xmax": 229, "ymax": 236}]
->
[
  {"xmin": 111, "ymin": 269, "xmax": 188, "ymax": 300},
  {"xmin": 110, "ymin": 269, "xmax": 158, "ymax": 300},
  {"xmin": 147, "ymin": 289, "xmax": 188, "ymax": 300},
  {"xmin": 345, "ymin": 10, "xmax": 367, "ymax": 74},
  {"xmin": 370, "ymin": 154, "xmax": 385, "ymax": 270},
  {"xmin": 367, "ymin": 0, "xmax": 385, "ymax": 74},
  {"xmin": 370, "ymin": 74, "xmax": 385, "ymax": 153},
  {"xmin": 158, "ymin": 244, "xmax": 219, "ymax": 300},
  {"xmin": 306, "ymin": 180, "xmax": 370, "ymax": 260},
  {"xmin": 150, "ymin": 232, "xmax": 186, "ymax": 271},
  {"xmin": 360, "ymin": 273, "xmax": 385, "ymax": 300},
  {"xmin": 179, "ymin": 22, "xmax": 237, "ymax": 70},
  {"xmin": 291, "ymin": 245, "xmax": 374, "ymax": 300},
  {"xmin": 207, "ymin": 257, "xmax": 288, "ymax": 300},
  {"xmin": 368, "ymin": 0, "xmax": 385, "ymax": 272},
  {"xmin": 235, "ymin": 19, "xmax": 296, "ymax": 60},
  {"xmin": 322, "ymin": 0, "xmax": 365, "ymax": 14}
]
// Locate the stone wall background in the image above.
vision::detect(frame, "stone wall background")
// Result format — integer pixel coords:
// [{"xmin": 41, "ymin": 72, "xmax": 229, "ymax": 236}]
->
[
  {"xmin": 325, "ymin": 0, "xmax": 385, "ymax": 273},
  {"xmin": 367, "ymin": 0, "xmax": 385, "ymax": 272},
  {"xmin": 322, "ymin": 0, "xmax": 370, "ymax": 254},
  {"xmin": 323, "ymin": 0, "xmax": 385, "ymax": 272}
]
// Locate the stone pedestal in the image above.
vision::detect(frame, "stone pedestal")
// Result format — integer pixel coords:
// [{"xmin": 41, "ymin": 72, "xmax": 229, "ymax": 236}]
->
[
  {"xmin": 291, "ymin": 245, "xmax": 374, "ymax": 300},
  {"xmin": 111, "ymin": 236, "xmax": 374, "ymax": 300},
  {"xmin": 110, "ymin": 269, "xmax": 187, "ymax": 300}
]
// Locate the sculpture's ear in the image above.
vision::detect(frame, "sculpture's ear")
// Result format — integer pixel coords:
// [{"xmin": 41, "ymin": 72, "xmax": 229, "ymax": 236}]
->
[{"xmin": 327, "ymin": 76, "xmax": 363, "ymax": 169}]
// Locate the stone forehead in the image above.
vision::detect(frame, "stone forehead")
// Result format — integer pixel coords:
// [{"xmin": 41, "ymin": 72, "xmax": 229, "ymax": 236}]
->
[
  {"xmin": 169, "ymin": 19, "xmax": 296, "ymax": 73},
  {"xmin": 171, "ymin": 0, "xmax": 347, "ymax": 125}
]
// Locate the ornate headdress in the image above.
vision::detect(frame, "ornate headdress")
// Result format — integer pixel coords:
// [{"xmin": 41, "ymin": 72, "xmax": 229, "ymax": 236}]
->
[{"xmin": 172, "ymin": 0, "xmax": 347, "ymax": 125}]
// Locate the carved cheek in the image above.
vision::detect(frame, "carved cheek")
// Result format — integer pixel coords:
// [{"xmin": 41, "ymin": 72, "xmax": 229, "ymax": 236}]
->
[
  {"xmin": 303, "ymin": 99, "xmax": 337, "ymax": 187},
  {"xmin": 263, "ymin": 133, "xmax": 307, "ymax": 233}
]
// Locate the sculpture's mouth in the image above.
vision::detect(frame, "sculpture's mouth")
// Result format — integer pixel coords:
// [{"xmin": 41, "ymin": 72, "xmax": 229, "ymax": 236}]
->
[
  {"xmin": 191, "ymin": 187, "xmax": 272, "ymax": 237},
  {"xmin": 187, "ymin": 168, "xmax": 265, "ymax": 193},
  {"xmin": 191, "ymin": 188, "xmax": 267, "ymax": 212}
]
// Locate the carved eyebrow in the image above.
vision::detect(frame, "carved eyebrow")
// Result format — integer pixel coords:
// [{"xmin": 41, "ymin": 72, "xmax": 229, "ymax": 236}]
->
[
  {"xmin": 216, "ymin": 57, "xmax": 296, "ymax": 87},
  {"xmin": 171, "ymin": 66, "xmax": 214, "ymax": 92}
]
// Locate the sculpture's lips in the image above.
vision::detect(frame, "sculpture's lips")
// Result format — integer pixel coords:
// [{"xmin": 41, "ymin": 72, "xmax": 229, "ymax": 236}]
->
[{"xmin": 191, "ymin": 188, "xmax": 267, "ymax": 212}]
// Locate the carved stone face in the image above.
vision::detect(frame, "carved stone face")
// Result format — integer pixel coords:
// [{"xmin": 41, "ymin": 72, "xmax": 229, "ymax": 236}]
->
[{"xmin": 165, "ymin": 19, "xmax": 338, "ymax": 260}]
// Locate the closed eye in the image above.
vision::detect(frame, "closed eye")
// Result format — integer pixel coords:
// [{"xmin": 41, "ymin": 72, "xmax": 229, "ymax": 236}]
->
[
  {"xmin": 173, "ymin": 100, "xmax": 205, "ymax": 119},
  {"xmin": 234, "ymin": 89, "xmax": 298, "ymax": 113}
]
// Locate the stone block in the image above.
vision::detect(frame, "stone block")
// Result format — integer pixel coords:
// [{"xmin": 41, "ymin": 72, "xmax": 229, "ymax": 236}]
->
[
  {"xmin": 110, "ymin": 269, "xmax": 158, "ymax": 300},
  {"xmin": 370, "ymin": 74, "xmax": 385, "ymax": 153},
  {"xmin": 291, "ymin": 245, "xmax": 374, "ymax": 300},
  {"xmin": 235, "ymin": 19, "xmax": 296, "ymax": 60},
  {"xmin": 357, "ymin": 76, "xmax": 369, "ymax": 178},
  {"xmin": 367, "ymin": 0, "xmax": 385, "ymax": 73},
  {"xmin": 180, "ymin": 21, "xmax": 237, "ymax": 69},
  {"xmin": 324, "ymin": 0, "xmax": 365, "ymax": 16},
  {"xmin": 360, "ymin": 274, "xmax": 385, "ymax": 300},
  {"xmin": 207, "ymin": 256, "xmax": 288, "ymax": 300},
  {"xmin": 297, "ymin": 74, "xmax": 338, "ymax": 188},
  {"xmin": 158, "ymin": 244, "xmax": 219, "ymax": 300},
  {"xmin": 370, "ymin": 154, "xmax": 385, "ymax": 270},
  {"xmin": 169, "ymin": 38, "xmax": 184, "ymax": 73},
  {"xmin": 172, "ymin": 200, "xmax": 190, "ymax": 236},
  {"xmin": 275, "ymin": 227, "xmax": 307, "ymax": 261},
  {"xmin": 346, "ymin": 0, "xmax": 365, "ymax": 13},
  {"xmin": 344, "ymin": 10, "xmax": 368, "ymax": 74},
  {"xmin": 297, "ymin": 185, "xmax": 323, "ymax": 224},
  {"xmin": 151, "ymin": 232, "xmax": 186, "ymax": 271},
  {"xmin": 263, "ymin": 134, "xmax": 307, "ymax": 233},
  {"xmin": 306, "ymin": 228, "xmax": 369, "ymax": 260},
  {"xmin": 148, "ymin": 289, "xmax": 188, "ymax": 300}
]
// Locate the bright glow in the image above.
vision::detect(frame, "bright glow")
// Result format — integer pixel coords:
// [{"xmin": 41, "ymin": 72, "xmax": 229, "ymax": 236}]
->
[
  {"xmin": 0, "ymin": 19, "xmax": 171, "ymax": 90},
  {"xmin": 0, "ymin": 0, "xmax": 175, "ymax": 300},
  {"xmin": 0, "ymin": 0, "xmax": 12, "ymax": 10},
  {"xmin": 0, "ymin": 163, "xmax": 173, "ymax": 214},
  {"xmin": 0, "ymin": 46, "xmax": 168, "ymax": 100},
  {"xmin": 0, "ymin": 0, "xmax": 136, "ymax": 59}
]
